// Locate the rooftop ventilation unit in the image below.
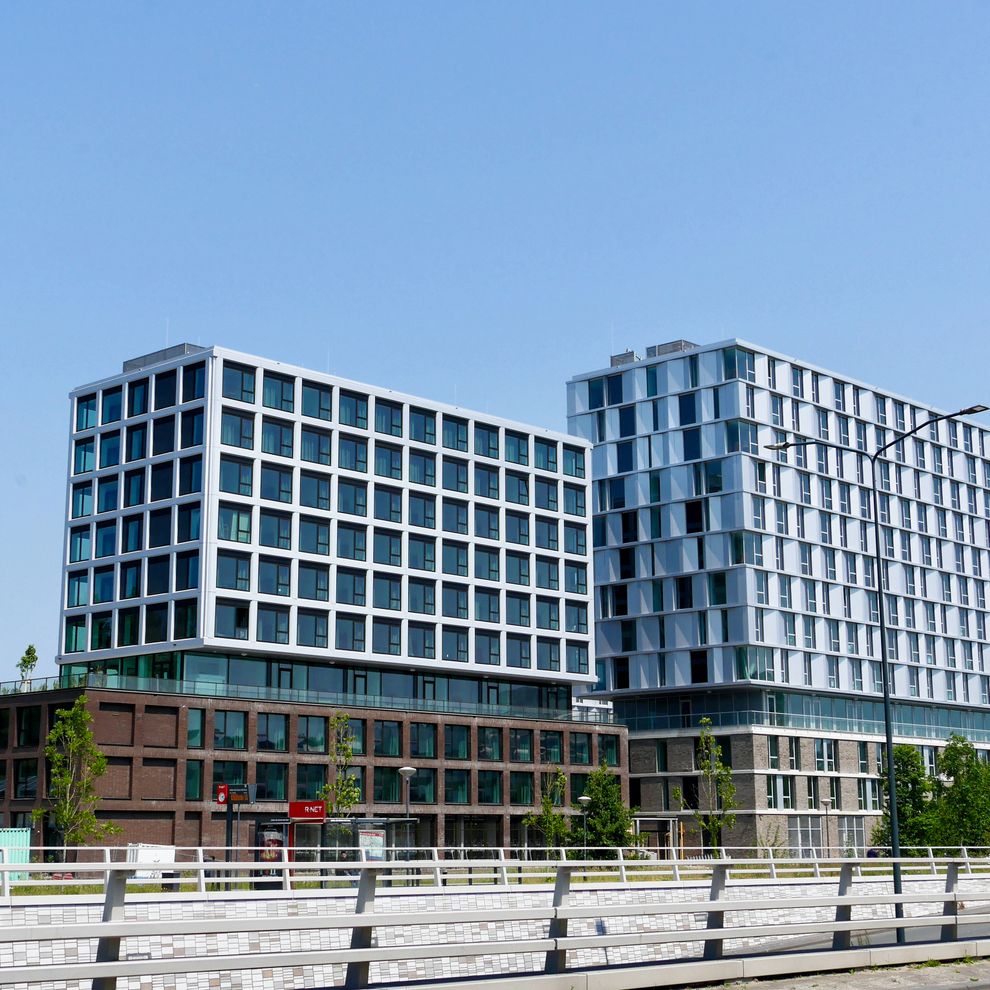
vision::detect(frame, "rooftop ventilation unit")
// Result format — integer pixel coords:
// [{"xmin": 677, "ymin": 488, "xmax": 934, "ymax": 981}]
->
[
  {"xmin": 610, "ymin": 350, "xmax": 641, "ymax": 367},
  {"xmin": 645, "ymin": 340, "xmax": 699, "ymax": 358},
  {"xmin": 123, "ymin": 343, "xmax": 208, "ymax": 373}
]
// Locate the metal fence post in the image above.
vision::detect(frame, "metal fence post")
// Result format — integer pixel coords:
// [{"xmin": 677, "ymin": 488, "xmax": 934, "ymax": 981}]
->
[
  {"xmin": 344, "ymin": 866, "xmax": 381, "ymax": 990},
  {"xmin": 497, "ymin": 848, "xmax": 508, "ymax": 886},
  {"xmin": 92, "ymin": 866, "xmax": 134, "ymax": 990},
  {"xmin": 431, "ymin": 848, "xmax": 442, "ymax": 887},
  {"xmin": 928, "ymin": 847, "xmax": 936, "ymax": 876},
  {"xmin": 617, "ymin": 846, "xmax": 627, "ymax": 883},
  {"xmin": 195, "ymin": 848, "xmax": 206, "ymax": 894},
  {"xmin": 703, "ymin": 863, "xmax": 728, "ymax": 961},
  {"xmin": 0, "ymin": 849, "xmax": 7, "ymax": 898},
  {"xmin": 280, "ymin": 844, "xmax": 292, "ymax": 892},
  {"xmin": 941, "ymin": 862, "xmax": 960, "ymax": 942},
  {"xmin": 832, "ymin": 862, "xmax": 855, "ymax": 950},
  {"xmin": 767, "ymin": 847, "xmax": 777, "ymax": 881},
  {"xmin": 544, "ymin": 863, "xmax": 573, "ymax": 974}
]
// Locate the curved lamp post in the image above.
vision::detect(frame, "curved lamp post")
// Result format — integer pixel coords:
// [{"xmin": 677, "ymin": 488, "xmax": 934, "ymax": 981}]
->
[
  {"xmin": 767, "ymin": 402, "xmax": 987, "ymax": 943},
  {"xmin": 578, "ymin": 794, "xmax": 592, "ymax": 854},
  {"xmin": 398, "ymin": 766, "xmax": 416, "ymax": 852}
]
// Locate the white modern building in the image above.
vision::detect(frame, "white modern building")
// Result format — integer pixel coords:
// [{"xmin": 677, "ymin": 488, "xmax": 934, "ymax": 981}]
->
[
  {"xmin": 568, "ymin": 339, "xmax": 990, "ymax": 854},
  {"xmin": 43, "ymin": 344, "xmax": 625, "ymax": 849},
  {"xmin": 60, "ymin": 344, "xmax": 596, "ymax": 707}
]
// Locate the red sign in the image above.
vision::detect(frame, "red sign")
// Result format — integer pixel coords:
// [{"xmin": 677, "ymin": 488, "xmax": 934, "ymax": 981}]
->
[
  {"xmin": 288, "ymin": 800, "xmax": 326, "ymax": 820},
  {"xmin": 216, "ymin": 783, "xmax": 229, "ymax": 805}
]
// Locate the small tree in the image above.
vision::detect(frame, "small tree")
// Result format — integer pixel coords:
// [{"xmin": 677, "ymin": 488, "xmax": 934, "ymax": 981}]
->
[
  {"xmin": 580, "ymin": 763, "xmax": 636, "ymax": 857},
  {"xmin": 871, "ymin": 744, "xmax": 935, "ymax": 851},
  {"xmin": 672, "ymin": 717, "xmax": 737, "ymax": 851},
  {"xmin": 32, "ymin": 695, "xmax": 119, "ymax": 851},
  {"xmin": 524, "ymin": 768, "xmax": 569, "ymax": 852},
  {"xmin": 930, "ymin": 734, "xmax": 990, "ymax": 850},
  {"xmin": 318, "ymin": 711, "xmax": 361, "ymax": 819},
  {"xmin": 17, "ymin": 644, "xmax": 38, "ymax": 681}
]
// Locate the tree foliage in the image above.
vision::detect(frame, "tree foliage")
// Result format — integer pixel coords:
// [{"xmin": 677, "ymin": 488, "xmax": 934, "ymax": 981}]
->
[
  {"xmin": 672, "ymin": 717, "xmax": 737, "ymax": 850},
  {"xmin": 872, "ymin": 735, "xmax": 990, "ymax": 852},
  {"xmin": 930, "ymin": 735, "xmax": 990, "ymax": 849},
  {"xmin": 524, "ymin": 768, "xmax": 569, "ymax": 850},
  {"xmin": 580, "ymin": 763, "xmax": 636, "ymax": 856},
  {"xmin": 32, "ymin": 695, "xmax": 119, "ymax": 846},
  {"xmin": 872, "ymin": 744, "xmax": 934, "ymax": 850},
  {"xmin": 317, "ymin": 711, "xmax": 361, "ymax": 818},
  {"xmin": 17, "ymin": 644, "xmax": 38, "ymax": 681}
]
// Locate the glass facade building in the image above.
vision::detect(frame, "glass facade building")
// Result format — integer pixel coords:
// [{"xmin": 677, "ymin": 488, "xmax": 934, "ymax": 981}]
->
[{"xmin": 568, "ymin": 339, "xmax": 990, "ymax": 853}]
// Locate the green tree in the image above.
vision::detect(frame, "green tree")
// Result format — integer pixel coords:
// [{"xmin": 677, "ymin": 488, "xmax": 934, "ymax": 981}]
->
[
  {"xmin": 17, "ymin": 644, "xmax": 38, "ymax": 681},
  {"xmin": 672, "ymin": 717, "xmax": 737, "ymax": 850},
  {"xmin": 930, "ymin": 735, "xmax": 990, "ymax": 850},
  {"xmin": 318, "ymin": 711, "xmax": 361, "ymax": 818},
  {"xmin": 32, "ymin": 695, "xmax": 119, "ymax": 848},
  {"xmin": 524, "ymin": 768, "xmax": 569, "ymax": 851},
  {"xmin": 579, "ymin": 763, "xmax": 636, "ymax": 857},
  {"xmin": 871, "ymin": 744, "xmax": 935, "ymax": 851}
]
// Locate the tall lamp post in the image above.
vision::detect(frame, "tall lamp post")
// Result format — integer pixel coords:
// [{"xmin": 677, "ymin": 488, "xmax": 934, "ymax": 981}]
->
[
  {"xmin": 578, "ymin": 794, "xmax": 591, "ymax": 855},
  {"xmin": 820, "ymin": 797, "xmax": 832, "ymax": 860},
  {"xmin": 767, "ymin": 402, "xmax": 987, "ymax": 944},
  {"xmin": 398, "ymin": 766, "xmax": 416, "ymax": 852}
]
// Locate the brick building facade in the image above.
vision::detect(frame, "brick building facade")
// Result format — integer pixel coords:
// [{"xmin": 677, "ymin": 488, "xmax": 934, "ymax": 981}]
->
[{"xmin": 1, "ymin": 681, "xmax": 626, "ymax": 850}]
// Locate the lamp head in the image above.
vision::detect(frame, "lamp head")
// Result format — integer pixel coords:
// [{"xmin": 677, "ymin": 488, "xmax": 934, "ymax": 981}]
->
[
  {"xmin": 578, "ymin": 795, "xmax": 592, "ymax": 808},
  {"xmin": 398, "ymin": 766, "xmax": 416, "ymax": 780},
  {"xmin": 959, "ymin": 404, "xmax": 989, "ymax": 416},
  {"xmin": 765, "ymin": 442, "xmax": 789, "ymax": 451}
]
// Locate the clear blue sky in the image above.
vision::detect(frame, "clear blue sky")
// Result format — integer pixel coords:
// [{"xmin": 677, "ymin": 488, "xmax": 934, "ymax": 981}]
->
[{"xmin": 2, "ymin": 4, "xmax": 989, "ymax": 677}]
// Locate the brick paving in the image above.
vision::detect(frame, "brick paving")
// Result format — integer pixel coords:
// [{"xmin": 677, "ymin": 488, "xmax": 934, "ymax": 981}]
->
[{"xmin": 2, "ymin": 873, "xmax": 990, "ymax": 988}]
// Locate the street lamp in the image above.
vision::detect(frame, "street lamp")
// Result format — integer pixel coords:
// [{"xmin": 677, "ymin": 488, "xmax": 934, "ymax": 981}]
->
[
  {"xmin": 820, "ymin": 797, "xmax": 832, "ymax": 860},
  {"xmin": 398, "ymin": 766, "xmax": 416, "ymax": 852},
  {"xmin": 578, "ymin": 794, "xmax": 591, "ymax": 854},
  {"xmin": 766, "ymin": 402, "xmax": 987, "ymax": 943}
]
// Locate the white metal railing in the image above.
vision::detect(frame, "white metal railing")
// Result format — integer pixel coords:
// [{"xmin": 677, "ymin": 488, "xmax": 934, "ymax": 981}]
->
[
  {"xmin": 2, "ymin": 850, "xmax": 990, "ymax": 988},
  {"xmin": 5, "ymin": 843, "xmax": 990, "ymax": 897}
]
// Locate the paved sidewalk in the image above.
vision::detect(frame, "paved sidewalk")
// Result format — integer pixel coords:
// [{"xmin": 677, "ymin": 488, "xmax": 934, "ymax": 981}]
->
[{"xmin": 724, "ymin": 958, "xmax": 990, "ymax": 990}]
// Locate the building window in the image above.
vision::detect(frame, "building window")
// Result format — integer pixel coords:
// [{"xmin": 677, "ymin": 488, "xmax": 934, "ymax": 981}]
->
[
  {"xmin": 509, "ymin": 728, "xmax": 533, "ymax": 762},
  {"xmin": 256, "ymin": 762, "xmax": 288, "ymax": 801},
  {"xmin": 298, "ymin": 716, "xmax": 328, "ymax": 754},
  {"xmin": 297, "ymin": 610, "xmax": 329, "ymax": 648},
  {"xmin": 372, "ymin": 618, "xmax": 401, "ymax": 655},
  {"xmin": 410, "ymin": 408, "xmax": 436, "ymax": 444},
  {"xmin": 263, "ymin": 372, "xmax": 294, "ymax": 412},
  {"xmin": 339, "ymin": 436, "xmax": 368, "ymax": 472},
  {"xmin": 374, "ymin": 767, "xmax": 400, "ymax": 803},
  {"xmin": 257, "ymin": 714, "xmax": 287, "ymax": 752},
  {"xmin": 302, "ymin": 381, "xmax": 332, "ymax": 420},
  {"xmin": 410, "ymin": 723, "xmax": 436, "ymax": 759},
  {"xmin": 336, "ymin": 615, "xmax": 365, "ymax": 651},
  {"xmin": 223, "ymin": 362, "xmax": 256, "ymax": 403},
  {"xmin": 214, "ymin": 711, "xmax": 246, "ymax": 749},
  {"xmin": 478, "ymin": 770, "xmax": 502, "ymax": 805},
  {"xmin": 185, "ymin": 760, "xmax": 203, "ymax": 800},
  {"xmin": 445, "ymin": 769, "xmax": 470, "ymax": 804},
  {"xmin": 296, "ymin": 763, "xmax": 326, "ymax": 799},
  {"xmin": 339, "ymin": 390, "xmax": 368, "ymax": 429},
  {"xmin": 215, "ymin": 601, "xmax": 249, "ymax": 640},
  {"xmin": 375, "ymin": 720, "xmax": 402, "ymax": 757}
]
